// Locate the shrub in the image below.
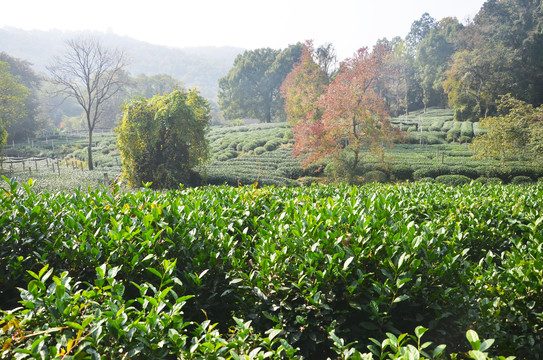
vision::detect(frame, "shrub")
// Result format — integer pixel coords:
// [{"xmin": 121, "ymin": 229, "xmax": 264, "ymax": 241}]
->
[
  {"xmin": 324, "ymin": 159, "xmax": 353, "ymax": 183},
  {"xmin": 254, "ymin": 146, "xmax": 266, "ymax": 155},
  {"xmin": 413, "ymin": 165, "xmax": 450, "ymax": 180},
  {"xmin": 303, "ymin": 163, "xmax": 324, "ymax": 176},
  {"xmin": 427, "ymin": 135, "xmax": 445, "ymax": 144},
  {"xmin": 447, "ymin": 122, "xmax": 461, "ymax": 141},
  {"xmin": 117, "ymin": 90, "xmax": 209, "ymax": 189},
  {"xmin": 242, "ymin": 141, "xmax": 260, "ymax": 152},
  {"xmin": 441, "ymin": 120, "xmax": 454, "ymax": 132},
  {"xmin": 228, "ymin": 141, "xmax": 240, "ymax": 150},
  {"xmin": 509, "ymin": 165, "xmax": 537, "ymax": 180},
  {"xmin": 435, "ymin": 174, "xmax": 471, "ymax": 186},
  {"xmin": 450, "ymin": 165, "xmax": 480, "ymax": 179},
  {"xmin": 473, "ymin": 121, "xmax": 487, "ymax": 136},
  {"xmin": 391, "ymin": 164, "xmax": 413, "ymax": 181},
  {"xmin": 277, "ymin": 164, "xmax": 304, "ymax": 179},
  {"xmin": 363, "ymin": 170, "xmax": 388, "ymax": 183},
  {"xmin": 216, "ymin": 150, "xmax": 237, "ymax": 161},
  {"xmin": 418, "ymin": 177, "xmax": 435, "ymax": 183},
  {"xmin": 429, "ymin": 119, "xmax": 444, "ymax": 131},
  {"xmin": 297, "ymin": 176, "xmax": 320, "ymax": 186},
  {"xmin": 511, "ymin": 175, "xmax": 533, "ymax": 184},
  {"xmin": 460, "ymin": 121, "xmax": 474, "ymax": 137},
  {"xmin": 264, "ymin": 139, "xmax": 281, "ymax": 152},
  {"xmin": 283, "ymin": 129, "xmax": 294, "ymax": 140},
  {"xmin": 474, "ymin": 177, "xmax": 503, "ymax": 184}
]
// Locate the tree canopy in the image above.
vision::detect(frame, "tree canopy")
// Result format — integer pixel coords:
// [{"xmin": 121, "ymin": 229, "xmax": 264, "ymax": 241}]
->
[
  {"xmin": 117, "ymin": 89, "xmax": 210, "ymax": 189},
  {"xmin": 280, "ymin": 41, "xmax": 330, "ymax": 126},
  {"xmin": 0, "ymin": 53, "xmax": 43, "ymax": 142},
  {"xmin": 0, "ymin": 61, "xmax": 29, "ymax": 149},
  {"xmin": 218, "ymin": 44, "xmax": 302, "ymax": 123},
  {"xmin": 289, "ymin": 47, "xmax": 395, "ymax": 178}
]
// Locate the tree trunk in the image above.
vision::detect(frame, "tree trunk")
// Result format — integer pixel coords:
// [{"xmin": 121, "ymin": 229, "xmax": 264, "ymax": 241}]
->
[
  {"xmin": 351, "ymin": 148, "xmax": 359, "ymax": 172},
  {"xmin": 88, "ymin": 129, "xmax": 94, "ymax": 170}
]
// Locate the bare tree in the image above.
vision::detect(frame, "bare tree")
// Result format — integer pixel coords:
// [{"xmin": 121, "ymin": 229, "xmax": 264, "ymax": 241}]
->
[{"xmin": 47, "ymin": 37, "xmax": 129, "ymax": 170}]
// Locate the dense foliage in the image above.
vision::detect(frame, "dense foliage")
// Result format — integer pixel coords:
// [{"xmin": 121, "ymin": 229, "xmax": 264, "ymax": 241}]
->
[
  {"xmin": 0, "ymin": 61, "xmax": 29, "ymax": 149},
  {"xmin": 117, "ymin": 90, "xmax": 210, "ymax": 189},
  {"xmin": 218, "ymin": 45, "xmax": 302, "ymax": 123},
  {"xmin": 471, "ymin": 94, "xmax": 543, "ymax": 164},
  {"xmin": 0, "ymin": 53, "xmax": 42, "ymax": 143},
  {"xmin": 1, "ymin": 178, "xmax": 542, "ymax": 358}
]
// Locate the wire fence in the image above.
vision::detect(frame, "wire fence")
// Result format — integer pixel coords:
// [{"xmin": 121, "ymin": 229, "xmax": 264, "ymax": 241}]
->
[{"xmin": 4, "ymin": 129, "xmax": 115, "ymax": 151}]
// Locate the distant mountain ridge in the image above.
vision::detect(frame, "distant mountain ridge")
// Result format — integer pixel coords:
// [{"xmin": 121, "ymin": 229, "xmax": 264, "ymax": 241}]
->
[{"xmin": 0, "ymin": 27, "xmax": 244, "ymax": 102}]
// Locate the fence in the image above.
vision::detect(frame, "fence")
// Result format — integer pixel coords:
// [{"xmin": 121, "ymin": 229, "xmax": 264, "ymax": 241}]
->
[
  {"xmin": 5, "ymin": 129, "xmax": 115, "ymax": 151},
  {"xmin": 0, "ymin": 156, "xmax": 87, "ymax": 175}
]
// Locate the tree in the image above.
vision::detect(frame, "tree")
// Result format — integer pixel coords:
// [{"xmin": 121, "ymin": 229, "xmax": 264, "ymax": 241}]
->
[
  {"xmin": 443, "ymin": 42, "xmax": 519, "ymax": 121},
  {"xmin": 0, "ymin": 61, "xmax": 29, "ymax": 151},
  {"xmin": 415, "ymin": 17, "xmax": 463, "ymax": 111},
  {"xmin": 280, "ymin": 41, "xmax": 330, "ymax": 125},
  {"xmin": 131, "ymin": 74, "xmax": 182, "ymax": 98},
  {"xmin": 292, "ymin": 47, "xmax": 395, "ymax": 177},
  {"xmin": 471, "ymin": 94, "xmax": 543, "ymax": 165},
  {"xmin": 378, "ymin": 37, "xmax": 419, "ymax": 117},
  {"xmin": 314, "ymin": 42, "xmax": 337, "ymax": 78},
  {"xmin": 218, "ymin": 44, "xmax": 302, "ymax": 123},
  {"xmin": 117, "ymin": 89, "xmax": 210, "ymax": 189},
  {"xmin": 405, "ymin": 13, "xmax": 437, "ymax": 55},
  {"xmin": 47, "ymin": 37, "xmax": 129, "ymax": 170},
  {"xmin": 0, "ymin": 52, "xmax": 43, "ymax": 142}
]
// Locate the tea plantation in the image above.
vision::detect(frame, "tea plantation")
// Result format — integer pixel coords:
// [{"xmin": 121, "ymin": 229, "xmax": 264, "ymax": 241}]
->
[
  {"xmin": 3, "ymin": 108, "xmax": 543, "ymax": 191},
  {"xmin": 1, "ymin": 177, "xmax": 541, "ymax": 359}
]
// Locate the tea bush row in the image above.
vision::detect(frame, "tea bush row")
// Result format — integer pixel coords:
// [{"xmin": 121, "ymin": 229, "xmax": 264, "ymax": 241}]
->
[{"xmin": 1, "ymin": 178, "xmax": 542, "ymax": 358}]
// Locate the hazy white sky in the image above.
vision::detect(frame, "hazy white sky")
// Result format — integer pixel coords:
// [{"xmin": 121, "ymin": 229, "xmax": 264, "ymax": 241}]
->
[{"xmin": 2, "ymin": 0, "xmax": 486, "ymax": 60}]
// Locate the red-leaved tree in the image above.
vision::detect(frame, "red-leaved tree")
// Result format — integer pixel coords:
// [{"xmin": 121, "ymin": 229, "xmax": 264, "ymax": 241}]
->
[
  {"xmin": 280, "ymin": 41, "xmax": 330, "ymax": 126},
  {"xmin": 292, "ymin": 46, "xmax": 395, "ymax": 175}
]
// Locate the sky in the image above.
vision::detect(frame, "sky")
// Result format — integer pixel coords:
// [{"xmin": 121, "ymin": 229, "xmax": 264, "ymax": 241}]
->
[{"xmin": 1, "ymin": 0, "xmax": 487, "ymax": 60}]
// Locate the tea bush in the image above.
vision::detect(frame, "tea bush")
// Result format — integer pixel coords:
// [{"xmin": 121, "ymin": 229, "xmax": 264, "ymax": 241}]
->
[
  {"xmin": 435, "ymin": 174, "xmax": 471, "ymax": 186},
  {"xmin": 413, "ymin": 165, "xmax": 451, "ymax": 180},
  {"xmin": 363, "ymin": 170, "xmax": 388, "ymax": 183},
  {"xmin": 510, "ymin": 175, "xmax": 533, "ymax": 184},
  {"xmin": 391, "ymin": 164, "xmax": 414, "ymax": 181},
  {"xmin": 1, "ymin": 178, "xmax": 542, "ymax": 358}
]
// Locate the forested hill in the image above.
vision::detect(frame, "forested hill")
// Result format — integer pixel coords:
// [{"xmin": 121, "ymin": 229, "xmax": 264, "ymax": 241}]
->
[{"xmin": 0, "ymin": 27, "xmax": 243, "ymax": 101}]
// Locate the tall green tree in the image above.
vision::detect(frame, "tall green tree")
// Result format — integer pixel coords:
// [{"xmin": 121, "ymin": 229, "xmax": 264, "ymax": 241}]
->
[
  {"xmin": 405, "ymin": 13, "xmax": 437, "ymax": 55},
  {"xmin": 443, "ymin": 42, "xmax": 518, "ymax": 121},
  {"xmin": 0, "ymin": 53, "xmax": 43, "ymax": 142},
  {"xmin": 0, "ymin": 61, "xmax": 29, "ymax": 150},
  {"xmin": 454, "ymin": 0, "xmax": 543, "ymax": 109},
  {"xmin": 218, "ymin": 44, "xmax": 302, "ymax": 123},
  {"xmin": 117, "ymin": 89, "xmax": 210, "ymax": 189},
  {"xmin": 379, "ymin": 37, "xmax": 419, "ymax": 117},
  {"xmin": 415, "ymin": 17, "xmax": 463, "ymax": 111}
]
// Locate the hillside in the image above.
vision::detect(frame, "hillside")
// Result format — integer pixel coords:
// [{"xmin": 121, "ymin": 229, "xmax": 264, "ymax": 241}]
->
[{"xmin": 0, "ymin": 27, "xmax": 244, "ymax": 101}]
